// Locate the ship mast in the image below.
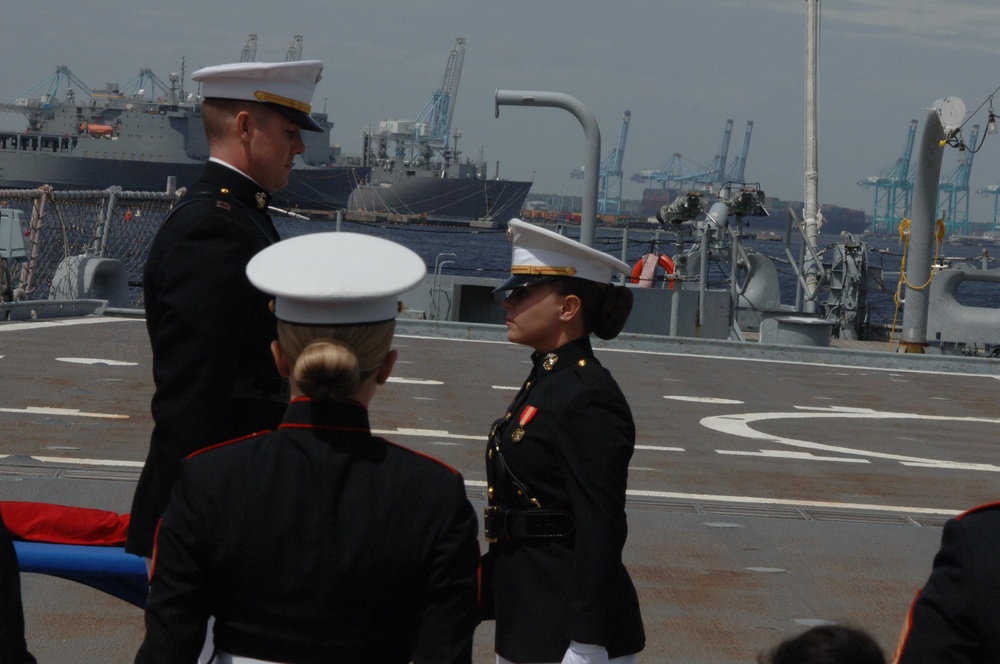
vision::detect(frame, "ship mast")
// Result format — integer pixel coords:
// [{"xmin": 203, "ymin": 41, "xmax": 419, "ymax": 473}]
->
[{"xmin": 802, "ymin": 0, "xmax": 820, "ymax": 312}]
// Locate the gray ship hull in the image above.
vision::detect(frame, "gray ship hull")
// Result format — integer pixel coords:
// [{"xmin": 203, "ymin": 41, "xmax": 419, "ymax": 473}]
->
[
  {"xmin": 347, "ymin": 175, "xmax": 532, "ymax": 222},
  {"xmin": 0, "ymin": 75, "xmax": 369, "ymax": 211},
  {"xmin": 0, "ymin": 132, "xmax": 369, "ymax": 212}
]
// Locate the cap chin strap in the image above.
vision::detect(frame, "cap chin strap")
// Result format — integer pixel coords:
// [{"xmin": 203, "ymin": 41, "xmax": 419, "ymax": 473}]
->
[
  {"xmin": 254, "ymin": 90, "xmax": 311, "ymax": 113},
  {"xmin": 510, "ymin": 265, "xmax": 577, "ymax": 277}
]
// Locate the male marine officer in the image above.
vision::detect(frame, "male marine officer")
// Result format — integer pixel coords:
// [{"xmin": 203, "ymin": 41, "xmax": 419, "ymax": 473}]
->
[{"xmin": 126, "ymin": 60, "xmax": 324, "ymax": 561}]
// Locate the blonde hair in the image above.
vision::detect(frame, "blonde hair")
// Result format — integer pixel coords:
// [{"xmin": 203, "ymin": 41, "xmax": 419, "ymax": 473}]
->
[{"xmin": 277, "ymin": 319, "xmax": 396, "ymax": 401}]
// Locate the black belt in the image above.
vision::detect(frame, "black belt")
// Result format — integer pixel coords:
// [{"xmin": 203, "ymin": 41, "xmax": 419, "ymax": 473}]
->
[{"xmin": 484, "ymin": 507, "xmax": 574, "ymax": 543}]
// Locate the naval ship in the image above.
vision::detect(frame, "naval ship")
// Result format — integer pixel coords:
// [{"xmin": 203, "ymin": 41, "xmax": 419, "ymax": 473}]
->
[
  {"xmin": 345, "ymin": 38, "xmax": 532, "ymax": 224},
  {"xmin": 347, "ymin": 126, "xmax": 533, "ymax": 223},
  {"xmin": 0, "ymin": 66, "xmax": 370, "ymax": 211}
]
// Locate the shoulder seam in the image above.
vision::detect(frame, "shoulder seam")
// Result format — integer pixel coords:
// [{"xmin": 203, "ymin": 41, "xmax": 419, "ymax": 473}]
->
[{"xmin": 186, "ymin": 430, "xmax": 271, "ymax": 459}]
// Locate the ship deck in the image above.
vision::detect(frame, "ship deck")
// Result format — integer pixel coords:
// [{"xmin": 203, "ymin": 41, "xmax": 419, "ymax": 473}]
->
[{"xmin": 3, "ymin": 315, "xmax": 998, "ymax": 662}]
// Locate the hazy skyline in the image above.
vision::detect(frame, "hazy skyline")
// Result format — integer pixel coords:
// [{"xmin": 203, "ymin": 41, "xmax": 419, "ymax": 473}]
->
[{"xmin": 4, "ymin": 1, "xmax": 1000, "ymax": 224}]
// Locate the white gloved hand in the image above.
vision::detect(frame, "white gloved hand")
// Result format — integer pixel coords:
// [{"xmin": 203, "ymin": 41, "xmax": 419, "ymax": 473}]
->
[{"xmin": 560, "ymin": 641, "xmax": 609, "ymax": 664}]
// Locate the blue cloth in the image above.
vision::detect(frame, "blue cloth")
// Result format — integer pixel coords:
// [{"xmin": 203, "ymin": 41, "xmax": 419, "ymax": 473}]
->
[{"xmin": 14, "ymin": 542, "xmax": 148, "ymax": 608}]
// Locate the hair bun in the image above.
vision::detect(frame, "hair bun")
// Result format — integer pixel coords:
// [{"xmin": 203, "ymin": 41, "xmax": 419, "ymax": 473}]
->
[{"xmin": 593, "ymin": 286, "xmax": 633, "ymax": 340}]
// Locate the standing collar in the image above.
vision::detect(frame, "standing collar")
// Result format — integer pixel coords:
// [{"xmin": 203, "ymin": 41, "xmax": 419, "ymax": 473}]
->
[
  {"xmin": 279, "ymin": 397, "xmax": 372, "ymax": 432},
  {"xmin": 202, "ymin": 159, "xmax": 272, "ymax": 211},
  {"xmin": 530, "ymin": 335, "xmax": 594, "ymax": 374}
]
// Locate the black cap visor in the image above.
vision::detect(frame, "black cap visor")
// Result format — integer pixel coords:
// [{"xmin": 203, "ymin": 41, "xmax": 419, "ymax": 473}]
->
[
  {"xmin": 267, "ymin": 102, "xmax": 324, "ymax": 132},
  {"xmin": 492, "ymin": 274, "xmax": 559, "ymax": 294}
]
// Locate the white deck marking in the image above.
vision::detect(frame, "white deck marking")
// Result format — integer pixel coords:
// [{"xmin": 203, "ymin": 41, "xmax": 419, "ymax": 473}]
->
[
  {"xmin": 463, "ymin": 479, "xmax": 962, "ymax": 516},
  {"xmin": 0, "ymin": 406, "xmax": 128, "ymax": 419},
  {"xmin": 492, "ymin": 385, "xmax": 519, "ymax": 391},
  {"xmin": 703, "ymin": 405, "xmax": 1000, "ymax": 471},
  {"xmin": 0, "ymin": 456, "xmax": 963, "ymax": 517},
  {"xmin": 635, "ymin": 445, "xmax": 684, "ymax": 452},
  {"xmin": 0, "ymin": 317, "xmax": 144, "ymax": 332},
  {"xmin": 387, "ymin": 377, "xmax": 443, "ymax": 385},
  {"xmin": 717, "ymin": 449, "xmax": 870, "ymax": 463},
  {"xmin": 0, "ymin": 454, "xmax": 143, "ymax": 467},
  {"xmin": 373, "ymin": 427, "xmax": 486, "ymax": 441},
  {"xmin": 665, "ymin": 396, "xmax": 743, "ymax": 405},
  {"xmin": 56, "ymin": 357, "xmax": 138, "ymax": 366}
]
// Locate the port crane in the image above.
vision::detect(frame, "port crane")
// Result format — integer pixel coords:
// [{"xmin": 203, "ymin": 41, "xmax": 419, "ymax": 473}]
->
[
  {"xmin": 574, "ymin": 110, "xmax": 631, "ymax": 213},
  {"xmin": 975, "ymin": 184, "xmax": 1000, "ymax": 232},
  {"xmin": 630, "ymin": 119, "xmax": 751, "ymax": 192},
  {"xmin": 285, "ymin": 35, "xmax": 303, "ymax": 62},
  {"xmin": 671, "ymin": 118, "xmax": 734, "ymax": 188},
  {"xmin": 937, "ymin": 124, "xmax": 978, "ymax": 235},
  {"xmin": 239, "ymin": 34, "xmax": 258, "ymax": 63},
  {"xmin": 723, "ymin": 121, "xmax": 753, "ymax": 183},
  {"xmin": 376, "ymin": 37, "xmax": 466, "ymax": 169},
  {"xmin": 858, "ymin": 119, "xmax": 917, "ymax": 235},
  {"xmin": 598, "ymin": 110, "xmax": 631, "ymax": 214}
]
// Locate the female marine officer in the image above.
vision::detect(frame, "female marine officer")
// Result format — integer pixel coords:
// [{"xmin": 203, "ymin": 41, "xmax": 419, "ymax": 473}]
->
[
  {"xmin": 136, "ymin": 232, "xmax": 481, "ymax": 664},
  {"xmin": 483, "ymin": 219, "xmax": 645, "ymax": 664}
]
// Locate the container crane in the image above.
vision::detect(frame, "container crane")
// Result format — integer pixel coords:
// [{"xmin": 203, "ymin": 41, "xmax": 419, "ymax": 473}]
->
[
  {"xmin": 937, "ymin": 124, "xmax": 978, "ymax": 235},
  {"xmin": 240, "ymin": 34, "xmax": 258, "ymax": 63},
  {"xmin": 631, "ymin": 119, "xmax": 743, "ymax": 192},
  {"xmin": 598, "ymin": 110, "xmax": 631, "ymax": 214},
  {"xmin": 285, "ymin": 35, "xmax": 303, "ymax": 62},
  {"xmin": 857, "ymin": 119, "xmax": 917, "ymax": 235},
  {"xmin": 630, "ymin": 153, "xmax": 702, "ymax": 188},
  {"xmin": 671, "ymin": 118, "xmax": 734, "ymax": 188},
  {"xmin": 723, "ymin": 121, "xmax": 753, "ymax": 183},
  {"xmin": 380, "ymin": 37, "xmax": 466, "ymax": 168},
  {"xmin": 976, "ymin": 184, "xmax": 1000, "ymax": 232}
]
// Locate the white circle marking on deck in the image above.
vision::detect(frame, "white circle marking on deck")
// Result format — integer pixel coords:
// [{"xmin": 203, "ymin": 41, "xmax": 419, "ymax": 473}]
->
[{"xmin": 702, "ymin": 405, "xmax": 1000, "ymax": 471}]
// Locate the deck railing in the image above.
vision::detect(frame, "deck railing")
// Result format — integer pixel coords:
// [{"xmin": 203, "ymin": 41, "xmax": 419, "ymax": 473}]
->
[{"xmin": 0, "ymin": 186, "xmax": 176, "ymax": 307}]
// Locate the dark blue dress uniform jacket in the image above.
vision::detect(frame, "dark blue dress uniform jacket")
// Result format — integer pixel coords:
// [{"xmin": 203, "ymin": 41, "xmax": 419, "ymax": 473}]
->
[
  {"xmin": 136, "ymin": 398, "xmax": 481, "ymax": 664},
  {"xmin": 894, "ymin": 502, "xmax": 1000, "ymax": 664},
  {"xmin": 484, "ymin": 336, "xmax": 645, "ymax": 662},
  {"xmin": 127, "ymin": 161, "xmax": 288, "ymax": 558}
]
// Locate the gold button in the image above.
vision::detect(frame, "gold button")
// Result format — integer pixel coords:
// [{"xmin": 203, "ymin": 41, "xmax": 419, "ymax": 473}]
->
[
  {"xmin": 578, "ymin": 359, "xmax": 587, "ymax": 367},
  {"xmin": 505, "ymin": 412, "xmax": 512, "ymax": 420},
  {"xmin": 488, "ymin": 487, "xmax": 494, "ymax": 499}
]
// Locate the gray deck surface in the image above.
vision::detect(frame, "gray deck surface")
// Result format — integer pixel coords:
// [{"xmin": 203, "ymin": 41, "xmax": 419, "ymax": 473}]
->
[{"xmin": 3, "ymin": 315, "xmax": 998, "ymax": 662}]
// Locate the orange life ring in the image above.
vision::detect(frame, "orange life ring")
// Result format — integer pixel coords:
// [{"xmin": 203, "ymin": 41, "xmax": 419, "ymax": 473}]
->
[{"xmin": 629, "ymin": 253, "xmax": 675, "ymax": 285}]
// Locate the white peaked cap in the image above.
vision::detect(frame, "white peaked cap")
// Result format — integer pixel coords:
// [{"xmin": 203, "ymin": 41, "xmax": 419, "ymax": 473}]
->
[
  {"xmin": 191, "ymin": 60, "xmax": 324, "ymax": 131},
  {"xmin": 246, "ymin": 233, "xmax": 426, "ymax": 325},
  {"xmin": 496, "ymin": 218, "xmax": 630, "ymax": 291}
]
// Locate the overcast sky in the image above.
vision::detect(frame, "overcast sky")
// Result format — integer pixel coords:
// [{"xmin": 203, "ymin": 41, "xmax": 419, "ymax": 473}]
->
[{"xmin": 4, "ymin": 1, "xmax": 1000, "ymax": 223}]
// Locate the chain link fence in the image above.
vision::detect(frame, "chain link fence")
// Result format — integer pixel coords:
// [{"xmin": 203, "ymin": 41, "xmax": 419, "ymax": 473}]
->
[{"xmin": 0, "ymin": 186, "xmax": 177, "ymax": 308}]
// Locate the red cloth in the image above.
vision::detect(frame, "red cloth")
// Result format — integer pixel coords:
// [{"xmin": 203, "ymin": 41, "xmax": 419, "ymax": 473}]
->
[{"xmin": 0, "ymin": 502, "xmax": 129, "ymax": 546}]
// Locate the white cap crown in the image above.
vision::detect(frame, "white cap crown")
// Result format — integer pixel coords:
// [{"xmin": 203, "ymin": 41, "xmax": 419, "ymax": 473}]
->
[
  {"xmin": 497, "ymin": 218, "xmax": 629, "ymax": 291},
  {"xmin": 246, "ymin": 233, "xmax": 426, "ymax": 325}
]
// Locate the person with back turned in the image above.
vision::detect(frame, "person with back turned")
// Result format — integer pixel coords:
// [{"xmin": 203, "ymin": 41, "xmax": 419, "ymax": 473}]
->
[
  {"xmin": 135, "ymin": 232, "xmax": 481, "ymax": 663},
  {"xmin": 481, "ymin": 219, "xmax": 645, "ymax": 664},
  {"xmin": 892, "ymin": 501, "xmax": 1000, "ymax": 663},
  {"xmin": 126, "ymin": 60, "xmax": 324, "ymax": 561}
]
